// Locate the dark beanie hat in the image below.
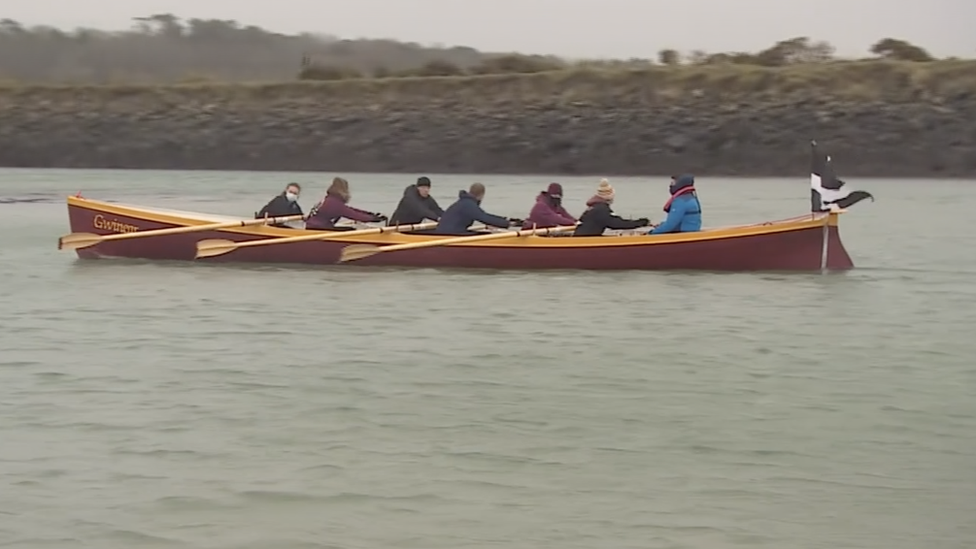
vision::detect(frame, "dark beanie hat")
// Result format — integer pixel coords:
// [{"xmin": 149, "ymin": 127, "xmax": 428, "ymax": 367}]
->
[
  {"xmin": 417, "ymin": 176, "xmax": 432, "ymax": 187},
  {"xmin": 546, "ymin": 182, "xmax": 564, "ymax": 198}
]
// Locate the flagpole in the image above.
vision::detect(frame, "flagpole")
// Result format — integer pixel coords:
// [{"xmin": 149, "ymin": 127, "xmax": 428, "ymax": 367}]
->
[
  {"xmin": 820, "ymin": 205, "xmax": 846, "ymax": 271},
  {"xmin": 820, "ymin": 217, "xmax": 829, "ymax": 271}
]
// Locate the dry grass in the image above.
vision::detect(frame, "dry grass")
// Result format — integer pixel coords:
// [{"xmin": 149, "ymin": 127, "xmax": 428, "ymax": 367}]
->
[{"xmin": 1, "ymin": 60, "xmax": 974, "ymax": 107}]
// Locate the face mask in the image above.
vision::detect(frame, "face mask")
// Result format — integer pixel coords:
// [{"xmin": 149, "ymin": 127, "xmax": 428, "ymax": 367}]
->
[{"xmin": 285, "ymin": 192, "xmax": 299, "ymax": 202}]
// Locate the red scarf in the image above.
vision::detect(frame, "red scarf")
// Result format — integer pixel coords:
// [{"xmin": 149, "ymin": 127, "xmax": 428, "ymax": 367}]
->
[{"xmin": 663, "ymin": 186, "xmax": 696, "ymax": 212}]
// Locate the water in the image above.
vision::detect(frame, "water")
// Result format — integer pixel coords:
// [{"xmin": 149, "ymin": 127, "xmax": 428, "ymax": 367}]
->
[{"xmin": 1, "ymin": 169, "xmax": 974, "ymax": 549}]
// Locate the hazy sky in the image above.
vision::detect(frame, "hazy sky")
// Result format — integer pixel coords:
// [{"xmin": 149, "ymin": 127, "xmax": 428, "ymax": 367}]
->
[{"xmin": 4, "ymin": 0, "xmax": 974, "ymax": 59}]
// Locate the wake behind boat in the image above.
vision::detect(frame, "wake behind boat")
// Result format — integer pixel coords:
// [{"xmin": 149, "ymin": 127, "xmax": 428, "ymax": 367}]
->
[{"xmin": 57, "ymin": 141, "xmax": 873, "ymax": 271}]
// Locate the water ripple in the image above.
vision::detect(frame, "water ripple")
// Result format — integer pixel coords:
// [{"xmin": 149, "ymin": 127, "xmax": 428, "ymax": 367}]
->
[{"xmin": 1, "ymin": 172, "xmax": 975, "ymax": 548}]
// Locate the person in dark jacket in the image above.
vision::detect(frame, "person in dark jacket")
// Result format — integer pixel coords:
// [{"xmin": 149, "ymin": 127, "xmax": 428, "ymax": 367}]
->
[
  {"xmin": 388, "ymin": 176, "xmax": 444, "ymax": 226},
  {"xmin": 435, "ymin": 182, "xmax": 519, "ymax": 235},
  {"xmin": 255, "ymin": 183, "xmax": 303, "ymax": 227},
  {"xmin": 649, "ymin": 174, "xmax": 702, "ymax": 234},
  {"xmin": 522, "ymin": 182, "xmax": 577, "ymax": 229},
  {"xmin": 305, "ymin": 177, "xmax": 387, "ymax": 231},
  {"xmin": 573, "ymin": 179, "xmax": 649, "ymax": 237}
]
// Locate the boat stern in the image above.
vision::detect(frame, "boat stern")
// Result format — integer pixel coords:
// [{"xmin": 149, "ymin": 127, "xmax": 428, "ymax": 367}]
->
[{"xmin": 65, "ymin": 195, "xmax": 203, "ymax": 260}]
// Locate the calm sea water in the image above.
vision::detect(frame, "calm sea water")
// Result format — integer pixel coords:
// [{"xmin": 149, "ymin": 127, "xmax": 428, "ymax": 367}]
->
[{"xmin": 0, "ymin": 169, "xmax": 974, "ymax": 549}]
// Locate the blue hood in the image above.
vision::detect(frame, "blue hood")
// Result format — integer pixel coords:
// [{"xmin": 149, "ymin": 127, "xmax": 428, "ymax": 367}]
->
[{"xmin": 669, "ymin": 174, "xmax": 695, "ymax": 195}]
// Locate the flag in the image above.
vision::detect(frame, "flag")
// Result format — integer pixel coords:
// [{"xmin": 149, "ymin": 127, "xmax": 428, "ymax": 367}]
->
[{"xmin": 810, "ymin": 140, "xmax": 873, "ymax": 212}]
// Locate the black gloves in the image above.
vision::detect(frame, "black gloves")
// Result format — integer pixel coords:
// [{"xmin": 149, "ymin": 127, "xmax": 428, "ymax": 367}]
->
[
  {"xmin": 374, "ymin": 213, "xmax": 388, "ymax": 222},
  {"xmin": 635, "ymin": 217, "xmax": 650, "ymax": 226},
  {"xmin": 508, "ymin": 218, "xmax": 525, "ymax": 226}
]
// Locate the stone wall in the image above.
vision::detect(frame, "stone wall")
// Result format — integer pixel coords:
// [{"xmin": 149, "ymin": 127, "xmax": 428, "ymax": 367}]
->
[{"xmin": 1, "ymin": 61, "xmax": 974, "ymax": 176}]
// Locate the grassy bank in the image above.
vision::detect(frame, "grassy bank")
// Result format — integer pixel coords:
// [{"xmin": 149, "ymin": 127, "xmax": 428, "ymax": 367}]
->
[{"xmin": 1, "ymin": 60, "xmax": 974, "ymax": 107}]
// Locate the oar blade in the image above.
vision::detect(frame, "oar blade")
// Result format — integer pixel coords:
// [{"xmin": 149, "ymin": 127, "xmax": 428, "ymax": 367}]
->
[
  {"xmin": 58, "ymin": 232, "xmax": 104, "ymax": 251},
  {"xmin": 195, "ymin": 238, "xmax": 240, "ymax": 259},
  {"xmin": 338, "ymin": 244, "xmax": 383, "ymax": 263}
]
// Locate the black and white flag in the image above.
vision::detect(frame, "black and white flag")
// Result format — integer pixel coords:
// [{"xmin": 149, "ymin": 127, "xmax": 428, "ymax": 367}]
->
[{"xmin": 810, "ymin": 140, "xmax": 873, "ymax": 212}]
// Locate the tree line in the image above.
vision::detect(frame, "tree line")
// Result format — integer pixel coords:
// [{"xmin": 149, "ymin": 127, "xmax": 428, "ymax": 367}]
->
[
  {"xmin": 0, "ymin": 14, "xmax": 514, "ymax": 83},
  {"xmin": 0, "ymin": 14, "xmax": 957, "ymax": 84}
]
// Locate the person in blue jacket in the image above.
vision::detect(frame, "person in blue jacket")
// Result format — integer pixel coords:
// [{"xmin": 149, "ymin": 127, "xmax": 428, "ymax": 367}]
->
[
  {"xmin": 434, "ymin": 182, "xmax": 520, "ymax": 235},
  {"xmin": 649, "ymin": 174, "xmax": 702, "ymax": 234}
]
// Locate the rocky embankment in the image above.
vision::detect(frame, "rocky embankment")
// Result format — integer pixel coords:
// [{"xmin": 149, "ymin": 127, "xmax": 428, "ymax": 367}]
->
[{"xmin": 1, "ymin": 61, "xmax": 974, "ymax": 176}]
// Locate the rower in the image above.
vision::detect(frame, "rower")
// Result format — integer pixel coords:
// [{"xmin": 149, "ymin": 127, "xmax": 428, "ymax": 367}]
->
[
  {"xmin": 388, "ymin": 176, "xmax": 444, "ymax": 226},
  {"xmin": 648, "ymin": 174, "xmax": 702, "ymax": 234},
  {"xmin": 255, "ymin": 183, "xmax": 303, "ymax": 227},
  {"xmin": 573, "ymin": 179, "xmax": 649, "ymax": 236},
  {"xmin": 522, "ymin": 182, "xmax": 577, "ymax": 228},
  {"xmin": 305, "ymin": 177, "xmax": 387, "ymax": 231},
  {"xmin": 435, "ymin": 182, "xmax": 521, "ymax": 235}
]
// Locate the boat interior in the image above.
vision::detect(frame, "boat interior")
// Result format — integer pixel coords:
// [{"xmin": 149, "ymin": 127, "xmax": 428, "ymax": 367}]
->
[{"xmin": 68, "ymin": 196, "xmax": 833, "ymax": 247}]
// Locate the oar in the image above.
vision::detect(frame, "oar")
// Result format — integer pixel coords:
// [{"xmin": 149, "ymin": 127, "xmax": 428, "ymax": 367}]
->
[
  {"xmin": 339, "ymin": 224, "xmax": 577, "ymax": 263},
  {"xmin": 195, "ymin": 221, "xmax": 439, "ymax": 259},
  {"xmin": 58, "ymin": 214, "xmax": 305, "ymax": 251}
]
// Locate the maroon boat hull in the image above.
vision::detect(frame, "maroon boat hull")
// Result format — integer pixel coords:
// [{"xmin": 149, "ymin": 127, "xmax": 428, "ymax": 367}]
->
[{"xmin": 65, "ymin": 197, "xmax": 855, "ymax": 271}]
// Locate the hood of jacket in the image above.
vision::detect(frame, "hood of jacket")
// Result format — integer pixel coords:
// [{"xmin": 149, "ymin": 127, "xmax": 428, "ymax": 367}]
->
[
  {"xmin": 404, "ymin": 184, "xmax": 428, "ymax": 198},
  {"xmin": 669, "ymin": 174, "xmax": 695, "ymax": 195},
  {"xmin": 457, "ymin": 190, "xmax": 481, "ymax": 204},
  {"xmin": 537, "ymin": 191, "xmax": 562, "ymax": 206}
]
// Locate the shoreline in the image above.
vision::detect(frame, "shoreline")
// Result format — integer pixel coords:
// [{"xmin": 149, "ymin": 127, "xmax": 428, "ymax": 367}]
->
[
  {"xmin": 2, "ymin": 61, "xmax": 974, "ymax": 177},
  {"xmin": 2, "ymin": 166, "xmax": 972, "ymax": 180}
]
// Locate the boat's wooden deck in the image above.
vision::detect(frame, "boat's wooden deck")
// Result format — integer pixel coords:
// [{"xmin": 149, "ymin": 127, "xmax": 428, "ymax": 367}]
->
[{"xmin": 109, "ymin": 202, "xmax": 246, "ymax": 223}]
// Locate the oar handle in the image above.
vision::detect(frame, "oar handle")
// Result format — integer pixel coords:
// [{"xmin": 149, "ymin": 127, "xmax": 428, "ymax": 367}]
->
[
  {"xmin": 98, "ymin": 213, "xmax": 305, "ymax": 241},
  {"xmin": 232, "ymin": 220, "xmax": 439, "ymax": 249},
  {"xmin": 376, "ymin": 224, "xmax": 577, "ymax": 253}
]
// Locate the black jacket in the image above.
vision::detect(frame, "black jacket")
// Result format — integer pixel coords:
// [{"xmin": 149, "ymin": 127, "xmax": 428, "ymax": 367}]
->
[
  {"xmin": 256, "ymin": 193, "xmax": 303, "ymax": 226},
  {"xmin": 573, "ymin": 201, "xmax": 644, "ymax": 236},
  {"xmin": 388, "ymin": 185, "xmax": 444, "ymax": 226}
]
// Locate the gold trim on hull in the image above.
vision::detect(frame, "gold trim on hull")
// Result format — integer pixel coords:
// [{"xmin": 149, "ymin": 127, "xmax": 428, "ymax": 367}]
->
[{"xmin": 66, "ymin": 196, "xmax": 837, "ymax": 249}]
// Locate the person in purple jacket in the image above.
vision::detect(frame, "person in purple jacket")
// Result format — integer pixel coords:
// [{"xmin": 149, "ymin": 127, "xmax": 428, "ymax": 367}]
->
[
  {"xmin": 522, "ymin": 182, "xmax": 577, "ymax": 229},
  {"xmin": 305, "ymin": 177, "xmax": 387, "ymax": 230}
]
